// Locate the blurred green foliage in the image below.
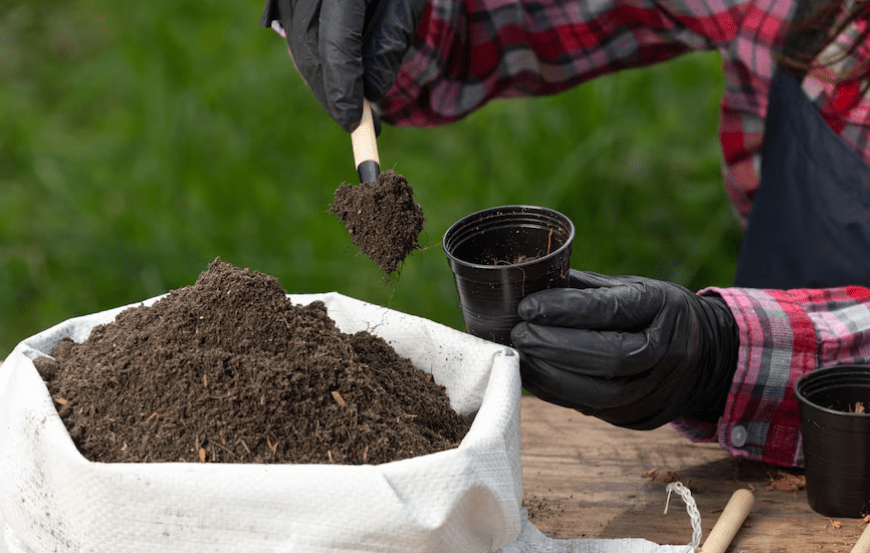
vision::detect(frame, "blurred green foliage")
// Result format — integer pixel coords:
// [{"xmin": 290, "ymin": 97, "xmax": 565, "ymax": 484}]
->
[{"xmin": 0, "ymin": 0, "xmax": 740, "ymax": 358}]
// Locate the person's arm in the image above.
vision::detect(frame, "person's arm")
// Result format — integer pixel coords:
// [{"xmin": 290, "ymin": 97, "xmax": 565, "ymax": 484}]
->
[
  {"xmin": 511, "ymin": 271, "xmax": 870, "ymax": 468},
  {"xmin": 379, "ymin": 0, "xmax": 750, "ymax": 126},
  {"xmin": 263, "ymin": 0, "xmax": 749, "ymax": 129},
  {"xmin": 674, "ymin": 285, "xmax": 870, "ymax": 467},
  {"xmin": 511, "ymin": 270, "xmax": 740, "ymax": 431}
]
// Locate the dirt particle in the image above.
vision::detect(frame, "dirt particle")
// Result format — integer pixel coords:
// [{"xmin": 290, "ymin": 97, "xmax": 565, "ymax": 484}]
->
[
  {"xmin": 331, "ymin": 390, "xmax": 347, "ymax": 407},
  {"xmin": 765, "ymin": 469, "xmax": 806, "ymax": 492},
  {"xmin": 641, "ymin": 468, "xmax": 679, "ymax": 484}
]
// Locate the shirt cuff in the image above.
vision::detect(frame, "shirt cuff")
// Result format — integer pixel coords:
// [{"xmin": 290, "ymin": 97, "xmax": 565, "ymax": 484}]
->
[{"xmin": 672, "ymin": 287, "xmax": 820, "ymax": 467}]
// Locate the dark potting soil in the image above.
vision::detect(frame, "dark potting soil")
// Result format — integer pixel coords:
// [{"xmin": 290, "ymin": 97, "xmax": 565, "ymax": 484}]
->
[
  {"xmin": 329, "ymin": 170, "xmax": 424, "ymax": 279},
  {"xmin": 35, "ymin": 259, "xmax": 471, "ymax": 465}
]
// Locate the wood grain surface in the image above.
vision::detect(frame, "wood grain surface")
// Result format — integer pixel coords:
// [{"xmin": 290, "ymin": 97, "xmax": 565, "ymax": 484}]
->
[{"xmin": 520, "ymin": 396, "xmax": 867, "ymax": 552}]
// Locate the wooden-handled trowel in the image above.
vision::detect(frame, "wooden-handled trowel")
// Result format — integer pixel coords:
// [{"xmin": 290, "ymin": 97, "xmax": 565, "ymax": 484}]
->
[
  {"xmin": 331, "ymin": 97, "xmax": 424, "ymax": 278},
  {"xmin": 350, "ymin": 98, "xmax": 380, "ymax": 184}
]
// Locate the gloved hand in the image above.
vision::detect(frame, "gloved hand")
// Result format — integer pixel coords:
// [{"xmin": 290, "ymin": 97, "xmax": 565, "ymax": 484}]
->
[
  {"xmin": 510, "ymin": 270, "xmax": 739, "ymax": 430},
  {"xmin": 261, "ymin": 0, "xmax": 426, "ymax": 132}
]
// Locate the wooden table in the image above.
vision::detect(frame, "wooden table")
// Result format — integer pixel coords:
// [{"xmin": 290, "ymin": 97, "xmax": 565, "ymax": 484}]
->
[{"xmin": 520, "ymin": 396, "xmax": 867, "ymax": 552}]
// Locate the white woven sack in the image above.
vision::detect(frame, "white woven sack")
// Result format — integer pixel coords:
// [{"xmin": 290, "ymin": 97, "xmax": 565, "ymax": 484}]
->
[{"xmin": 0, "ymin": 292, "xmax": 524, "ymax": 553}]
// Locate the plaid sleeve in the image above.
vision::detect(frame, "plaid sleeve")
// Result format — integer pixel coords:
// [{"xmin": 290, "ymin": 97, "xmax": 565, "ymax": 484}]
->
[
  {"xmin": 379, "ymin": 0, "xmax": 749, "ymax": 126},
  {"xmin": 673, "ymin": 285, "xmax": 870, "ymax": 467}
]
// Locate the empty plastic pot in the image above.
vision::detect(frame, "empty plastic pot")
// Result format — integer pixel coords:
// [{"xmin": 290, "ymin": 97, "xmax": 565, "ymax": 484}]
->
[
  {"xmin": 443, "ymin": 205, "xmax": 575, "ymax": 346},
  {"xmin": 795, "ymin": 365, "xmax": 870, "ymax": 518}
]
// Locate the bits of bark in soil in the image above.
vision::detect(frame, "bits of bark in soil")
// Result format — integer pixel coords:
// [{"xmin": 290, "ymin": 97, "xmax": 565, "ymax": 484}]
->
[
  {"xmin": 35, "ymin": 258, "xmax": 470, "ymax": 465},
  {"xmin": 329, "ymin": 170, "xmax": 424, "ymax": 279}
]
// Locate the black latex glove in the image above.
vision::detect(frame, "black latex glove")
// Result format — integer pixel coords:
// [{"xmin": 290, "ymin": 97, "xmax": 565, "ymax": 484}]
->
[
  {"xmin": 510, "ymin": 270, "xmax": 739, "ymax": 430},
  {"xmin": 261, "ymin": 0, "xmax": 426, "ymax": 132}
]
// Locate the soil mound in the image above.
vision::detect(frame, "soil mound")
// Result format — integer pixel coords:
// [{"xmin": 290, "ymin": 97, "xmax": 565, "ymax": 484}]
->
[
  {"xmin": 36, "ymin": 259, "xmax": 470, "ymax": 465},
  {"xmin": 329, "ymin": 170, "xmax": 424, "ymax": 278}
]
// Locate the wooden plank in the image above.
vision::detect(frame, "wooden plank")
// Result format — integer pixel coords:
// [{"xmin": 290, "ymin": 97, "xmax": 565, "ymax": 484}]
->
[{"xmin": 520, "ymin": 396, "xmax": 867, "ymax": 551}]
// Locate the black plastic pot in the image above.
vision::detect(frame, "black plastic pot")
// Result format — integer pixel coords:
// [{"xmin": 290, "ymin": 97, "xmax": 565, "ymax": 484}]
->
[
  {"xmin": 795, "ymin": 365, "xmax": 870, "ymax": 518},
  {"xmin": 443, "ymin": 205, "xmax": 575, "ymax": 346}
]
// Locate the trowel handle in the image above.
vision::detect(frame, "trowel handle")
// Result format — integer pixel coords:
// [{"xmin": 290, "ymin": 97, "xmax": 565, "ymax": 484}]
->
[
  {"xmin": 351, "ymin": 98, "xmax": 380, "ymax": 183},
  {"xmin": 700, "ymin": 489, "xmax": 754, "ymax": 553}
]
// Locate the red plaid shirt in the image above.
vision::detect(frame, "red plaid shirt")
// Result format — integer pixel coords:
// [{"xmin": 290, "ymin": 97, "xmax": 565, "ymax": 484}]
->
[
  {"xmin": 374, "ymin": 0, "xmax": 870, "ymax": 467},
  {"xmin": 379, "ymin": 0, "xmax": 870, "ymax": 226}
]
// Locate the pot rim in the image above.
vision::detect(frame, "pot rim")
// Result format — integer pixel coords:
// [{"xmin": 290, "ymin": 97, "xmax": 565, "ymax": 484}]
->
[
  {"xmin": 795, "ymin": 365, "xmax": 870, "ymax": 418},
  {"xmin": 442, "ymin": 205, "xmax": 575, "ymax": 271}
]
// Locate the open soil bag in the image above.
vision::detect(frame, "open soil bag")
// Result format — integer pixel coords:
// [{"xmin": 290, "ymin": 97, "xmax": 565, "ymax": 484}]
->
[{"xmin": 0, "ymin": 292, "xmax": 523, "ymax": 553}]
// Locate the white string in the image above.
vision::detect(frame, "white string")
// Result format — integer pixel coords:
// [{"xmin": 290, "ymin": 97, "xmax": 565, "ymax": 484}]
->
[{"xmin": 663, "ymin": 481, "xmax": 702, "ymax": 552}]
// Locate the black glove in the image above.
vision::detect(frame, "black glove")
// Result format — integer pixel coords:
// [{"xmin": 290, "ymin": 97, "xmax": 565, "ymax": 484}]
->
[
  {"xmin": 510, "ymin": 270, "xmax": 739, "ymax": 430},
  {"xmin": 261, "ymin": 0, "xmax": 426, "ymax": 132}
]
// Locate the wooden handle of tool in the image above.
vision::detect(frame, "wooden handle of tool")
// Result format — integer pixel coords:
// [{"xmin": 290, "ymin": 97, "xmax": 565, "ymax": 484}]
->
[
  {"xmin": 851, "ymin": 521, "xmax": 870, "ymax": 553},
  {"xmin": 351, "ymin": 98, "xmax": 380, "ymax": 169},
  {"xmin": 700, "ymin": 489, "xmax": 755, "ymax": 553}
]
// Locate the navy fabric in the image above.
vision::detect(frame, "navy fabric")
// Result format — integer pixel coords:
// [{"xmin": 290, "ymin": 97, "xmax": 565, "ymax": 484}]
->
[{"xmin": 734, "ymin": 68, "xmax": 870, "ymax": 289}]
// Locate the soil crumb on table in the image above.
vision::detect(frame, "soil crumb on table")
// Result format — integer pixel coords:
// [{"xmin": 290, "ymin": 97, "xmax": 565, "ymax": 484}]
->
[
  {"xmin": 329, "ymin": 170, "xmax": 424, "ymax": 279},
  {"xmin": 640, "ymin": 468, "xmax": 680, "ymax": 484},
  {"xmin": 765, "ymin": 469, "xmax": 806, "ymax": 492},
  {"xmin": 35, "ymin": 258, "xmax": 470, "ymax": 465}
]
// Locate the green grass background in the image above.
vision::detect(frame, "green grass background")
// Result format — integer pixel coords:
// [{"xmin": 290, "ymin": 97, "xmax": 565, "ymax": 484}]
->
[{"xmin": 1, "ymin": 0, "xmax": 741, "ymax": 359}]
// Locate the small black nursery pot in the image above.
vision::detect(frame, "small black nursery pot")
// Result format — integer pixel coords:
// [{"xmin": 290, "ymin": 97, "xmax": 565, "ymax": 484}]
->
[
  {"xmin": 796, "ymin": 365, "xmax": 870, "ymax": 518},
  {"xmin": 443, "ymin": 205, "xmax": 575, "ymax": 347}
]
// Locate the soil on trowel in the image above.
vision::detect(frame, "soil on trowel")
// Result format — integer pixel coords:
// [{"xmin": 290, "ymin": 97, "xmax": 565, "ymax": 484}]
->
[
  {"xmin": 35, "ymin": 258, "xmax": 470, "ymax": 465},
  {"xmin": 329, "ymin": 170, "xmax": 424, "ymax": 279}
]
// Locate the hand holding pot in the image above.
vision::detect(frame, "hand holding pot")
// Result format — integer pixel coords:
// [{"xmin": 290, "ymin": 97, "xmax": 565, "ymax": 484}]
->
[
  {"xmin": 261, "ymin": 0, "xmax": 426, "ymax": 131},
  {"xmin": 510, "ymin": 270, "xmax": 739, "ymax": 430}
]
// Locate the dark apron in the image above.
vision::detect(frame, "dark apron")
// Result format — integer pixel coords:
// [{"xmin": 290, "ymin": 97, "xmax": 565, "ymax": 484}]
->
[{"xmin": 733, "ymin": 66, "xmax": 870, "ymax": 289}]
